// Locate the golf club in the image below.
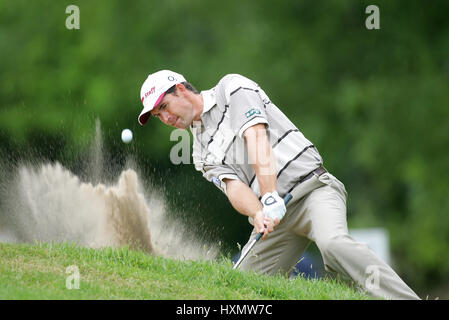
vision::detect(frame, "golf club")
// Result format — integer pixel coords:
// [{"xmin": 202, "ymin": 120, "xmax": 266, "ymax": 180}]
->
[{"xmin": 232, "ymin": 193, "xmax": 293, "ymax": 270}]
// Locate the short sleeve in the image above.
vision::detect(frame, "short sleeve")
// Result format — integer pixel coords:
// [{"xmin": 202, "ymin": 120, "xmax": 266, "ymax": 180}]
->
[
  {"xmin": 229, "ymin": 89, "xmax": 269, "ymax": 138},
  {"xmin": 202, "ymin": 163, "xmax": 241, "ymax": 195},
  {"xmin": 224, "ymin": 77, "xmax": 269, "ymax": 138}
]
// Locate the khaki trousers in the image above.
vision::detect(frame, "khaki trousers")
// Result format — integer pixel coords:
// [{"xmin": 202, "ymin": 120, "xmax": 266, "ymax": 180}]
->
[{"xmin": 239, "ymin": 172, "xmax": 420, "ymax": 300}]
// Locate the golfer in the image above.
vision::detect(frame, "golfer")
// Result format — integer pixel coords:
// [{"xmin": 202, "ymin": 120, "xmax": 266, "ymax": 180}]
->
[{"xmin": 138, "ymin": 70, "xmax": 420, "ymax": 300}]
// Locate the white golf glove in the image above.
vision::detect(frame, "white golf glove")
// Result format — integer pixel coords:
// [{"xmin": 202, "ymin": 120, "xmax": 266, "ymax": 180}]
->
[{"xmin": 261, "ymin": 191, "xmax": 286, "ymax": 221}]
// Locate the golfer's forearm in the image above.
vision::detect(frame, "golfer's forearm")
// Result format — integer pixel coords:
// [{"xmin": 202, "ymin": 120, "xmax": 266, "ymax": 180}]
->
[
  {"xmin": 244, "ymin": 124, "xmax": 277, "ymax": 196},
  {"xmin": 224, "ymin": 179, "xmax": 263, "ymax": 218},
  {"xmin": 254, "ymin": 165, "xmax": 277, "ymax": 196}
]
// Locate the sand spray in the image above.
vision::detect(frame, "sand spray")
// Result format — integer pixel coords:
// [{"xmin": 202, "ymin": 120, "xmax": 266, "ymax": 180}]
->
[{"xmin": 0, "ymin": 120, "xmax": 218, "ymax": 261}]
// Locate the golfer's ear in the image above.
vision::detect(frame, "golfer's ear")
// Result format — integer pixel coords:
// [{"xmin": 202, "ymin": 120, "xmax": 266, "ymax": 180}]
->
[{"xmin": 176, "ymin": 83, "xmax": 186, "ymax": 93}]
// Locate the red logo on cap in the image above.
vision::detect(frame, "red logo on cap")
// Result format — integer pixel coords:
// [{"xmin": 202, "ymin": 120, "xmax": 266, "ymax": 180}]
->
[{"xmin": 142, "ymin": 86, "xmax": 156, "ymax": 104}]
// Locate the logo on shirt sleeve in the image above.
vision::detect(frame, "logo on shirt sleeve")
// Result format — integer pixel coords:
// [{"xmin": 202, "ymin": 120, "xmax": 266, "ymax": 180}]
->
[
  {"xmin": 211, "ymin": 176, "xmax": 221, "ymax": 187},
  {"xmin": 245, "ymin": 108, "xmax": 261, "ymax": 118}
]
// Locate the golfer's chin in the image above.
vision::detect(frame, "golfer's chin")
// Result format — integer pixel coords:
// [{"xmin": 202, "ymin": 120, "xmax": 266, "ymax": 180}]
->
[{"xmin": 173, "ymin": 117, "xmax": 188, "ymax": 129}]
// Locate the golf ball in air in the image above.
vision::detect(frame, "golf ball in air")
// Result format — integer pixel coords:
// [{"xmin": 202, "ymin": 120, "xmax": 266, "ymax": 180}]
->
[{"xmin": 121, "ymin": 129, "xmax": 133, "ymax": 143}]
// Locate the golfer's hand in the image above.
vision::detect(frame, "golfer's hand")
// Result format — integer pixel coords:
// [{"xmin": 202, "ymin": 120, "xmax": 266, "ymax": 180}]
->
[
  {"xmin": 261, "ymin": 191, "xmax": 286, "ymax": 222},
  {"xmin": 253, "ymin": 210, "xmax": 279, "ymax": 240}
]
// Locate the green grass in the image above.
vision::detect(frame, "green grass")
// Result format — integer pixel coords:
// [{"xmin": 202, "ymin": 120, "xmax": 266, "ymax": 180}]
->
[{"xmin": 0, "ymin": 242, "xmax": 372, "ymax": 300}]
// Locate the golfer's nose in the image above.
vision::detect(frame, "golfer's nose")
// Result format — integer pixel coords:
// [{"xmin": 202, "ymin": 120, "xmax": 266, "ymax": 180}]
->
[{"xmin": 160, "ymin": 110, "xmax": 173, "ymax": 125}]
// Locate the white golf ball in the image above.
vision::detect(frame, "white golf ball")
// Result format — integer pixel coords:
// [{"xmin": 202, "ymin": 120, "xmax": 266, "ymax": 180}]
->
[{"xmin": 121, "ymin": 129, "xmax": 133, "ymax": 143}]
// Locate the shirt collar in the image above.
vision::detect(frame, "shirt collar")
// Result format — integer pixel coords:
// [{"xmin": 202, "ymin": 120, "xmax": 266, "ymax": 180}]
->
[{"xmin": 200, "ymin": 88, "xmax": 216, "ymax": 114}]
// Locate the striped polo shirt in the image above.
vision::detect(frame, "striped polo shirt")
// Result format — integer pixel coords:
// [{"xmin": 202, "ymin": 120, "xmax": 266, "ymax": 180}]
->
[{"xmin": 190, "ymin": 74, "xmax": 323, "ymax": 198}]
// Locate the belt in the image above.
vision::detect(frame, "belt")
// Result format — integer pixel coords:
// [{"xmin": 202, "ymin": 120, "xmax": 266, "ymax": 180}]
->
[
  {"xmin": 298, "ymin": 166, "xmax": 327, "ymax": 184},
  {"xmin": 257, "ymin": 166, "xmax": 327, "ymax": 202},
  {"xmin": 284, "ymin": 166, "xmax": 328, "ymax": 203}
]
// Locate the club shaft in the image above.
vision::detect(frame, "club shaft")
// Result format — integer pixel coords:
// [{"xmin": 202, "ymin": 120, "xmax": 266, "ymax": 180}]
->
[{"xmin": 232, "ymin": 193, "xmax": 293, "ymax": 270}]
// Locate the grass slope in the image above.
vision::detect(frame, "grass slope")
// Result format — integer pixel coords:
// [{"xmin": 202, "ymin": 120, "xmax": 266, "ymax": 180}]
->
[{"xmin": 0, "ymin": 242, "xmax": 372, "ymax": 300}]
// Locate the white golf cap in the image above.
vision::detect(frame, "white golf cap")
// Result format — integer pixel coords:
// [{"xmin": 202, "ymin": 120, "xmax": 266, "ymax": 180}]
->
[{"xmin": 138, "ymin": 70, "xmax": 187, "ymax": 126}]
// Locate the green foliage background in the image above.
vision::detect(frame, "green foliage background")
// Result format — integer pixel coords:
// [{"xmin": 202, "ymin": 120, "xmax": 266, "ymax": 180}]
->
[{"xmin": 0, "ymin": 0, "xmax": 448, "ymax": 298}]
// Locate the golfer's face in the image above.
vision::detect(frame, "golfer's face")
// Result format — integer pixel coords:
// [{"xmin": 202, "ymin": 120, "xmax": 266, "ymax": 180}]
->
[{"xmin": 151, "ymin": 92, "xmax": 193, "ymax": 129}]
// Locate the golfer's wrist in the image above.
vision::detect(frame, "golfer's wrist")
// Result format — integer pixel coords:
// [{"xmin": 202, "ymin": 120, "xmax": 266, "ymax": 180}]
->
[
  {"xmin": 261, "ymin": 190, "xmax": 277, "ymax": 201},
  {"xmin": 248, "ymin": 210, "xmax": 264, "ymax": 226}
]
